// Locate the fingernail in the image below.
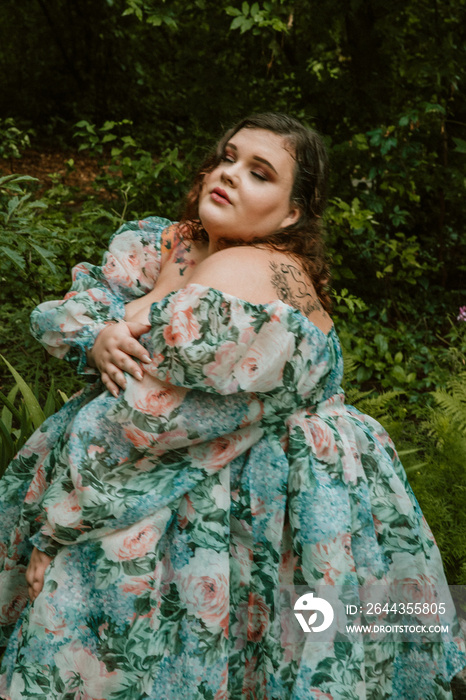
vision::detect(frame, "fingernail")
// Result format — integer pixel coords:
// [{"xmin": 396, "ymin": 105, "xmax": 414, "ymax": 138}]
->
[
  {"xmin": 135, "ymin": 371, "xmax": 143, "ymax": 381},
  {"xmin": 112, "ymin": 389, "xmax": 119, "ymax": 397},
  {"xmin": 142, "ymin": 355, "xmax": 151, "ymax": 363}
]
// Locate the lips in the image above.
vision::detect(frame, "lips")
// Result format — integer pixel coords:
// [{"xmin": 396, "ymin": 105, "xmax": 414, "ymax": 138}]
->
[{"xmin": 210, "ymin": 187, "xmax": 231, "ymax": 205}]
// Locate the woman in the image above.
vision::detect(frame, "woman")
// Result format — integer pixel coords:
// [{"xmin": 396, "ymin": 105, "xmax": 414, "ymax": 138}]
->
[{"xmin": 0, "ymin": 113, "xmax": 465, "ymax": 699}]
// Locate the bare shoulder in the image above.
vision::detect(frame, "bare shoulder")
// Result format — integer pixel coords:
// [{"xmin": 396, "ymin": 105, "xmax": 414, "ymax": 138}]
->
[
  {"xmin": 187, "ymin": 246, "xmax": 275, "ymax": 298},
  {"xmin": 188, "ymin": 246, "xmax": 333, "ymax": 333},
  {"xmin": 267, "ymin": 256, "xmax": 333, "ymax": 331}
]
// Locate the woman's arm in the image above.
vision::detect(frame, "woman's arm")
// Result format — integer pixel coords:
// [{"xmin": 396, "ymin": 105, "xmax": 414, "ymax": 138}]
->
[
  {"xmin": 89, "ymin": 227, "xmax": 209, "ymax": 393},
  {"xmin": 30, "ymin": 217, "xmax": 171, "ymax": 375}
]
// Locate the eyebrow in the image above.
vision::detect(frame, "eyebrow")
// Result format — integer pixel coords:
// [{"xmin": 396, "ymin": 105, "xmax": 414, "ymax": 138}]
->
[{"xmin": 226, "ymin": 142, "xmax": 278, "ymax": 175}]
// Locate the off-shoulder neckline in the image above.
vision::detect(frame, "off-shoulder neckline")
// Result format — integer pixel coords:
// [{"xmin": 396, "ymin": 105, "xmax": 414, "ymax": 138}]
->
[{"xmin": 151, "ymin": 282, "xmax": 336, "ymax": 341}]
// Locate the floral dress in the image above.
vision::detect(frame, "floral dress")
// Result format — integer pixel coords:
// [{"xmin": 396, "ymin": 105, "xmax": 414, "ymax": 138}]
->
[{"xmin": 0, "ymin": 217, "xmax": 465, "ymax": 700}]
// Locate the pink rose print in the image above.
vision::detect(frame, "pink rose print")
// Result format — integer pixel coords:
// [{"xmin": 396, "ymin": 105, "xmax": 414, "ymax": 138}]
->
[
  {"xmin": 242, "ymin": 656, "xmax": 267, "ymax": 700},
  {"xmin": 101, "ymin": 509, "xmax": 171, "ymax": 562},
  {"xmin": 234, "ymin": 322, "xmax": 295, "ymax": 392},
  {"xmin": 143, "ymin": 353, "xmax": 165, "ymax": 376},
  {"xmin": 24, "ymin": 463, "xmax": 47, "ymax": 504},
  {"xmin": 47, "ymin": 489, "xmax": 84, "ymax": 530},
  {"xmin": 214, "ymin": 668, "xmax": 229, "ymax": 700},
  {"xmin": 246, "ymin": 592, "xmax": 270, "ymax": 642},
  {"xmin": 178, "ymin": 494, "xmax": 195, "ymax": 529},
  {"xmin": 30, "ymin": 598, "xmax": 67, "ymax": 638},
  {"xmin": 189, "ymin": 429, "xmax": 259, "ymax": 475},
  {"xmin": 178, "ymin": 549, "xmax": 229, "ymax": 635},
  {"xmin": 55, "ymin": 641, "xmax": 123, "ymax": 699},
  {"xmin": 163, "ymin": 307, "xmax": 201, "ymax": 346},
  {"xmin": 1, "ymin": 593, "xmax": 27, "ymax": 626},
  {"xmin": 121, "ymin": 576, "xmax": 152, "ymax": 595},
  {"xmin": 123, "ymin": 425, "xmax": 153, "ymax": 450},
  {"xmin": 102, "ymin": 253, "xmax": 132, "ymax": 288},
  {"xmin": 305, "ymin": 418, "xmax": 339, "ymax": 464},
  {"xmin": 204, "ymin": 341, "xmax": 244, "ymax": 392},
  {"xmin": 389, "ymin": 573, "xmax": 439, "ymax": 623},
  {"xmin": 134, "ymin": 384, "xmax": 186, "ymax": 416},
  {"xmin": 311, "ymin": 533, "xmax": 355, "ymax": 585}
]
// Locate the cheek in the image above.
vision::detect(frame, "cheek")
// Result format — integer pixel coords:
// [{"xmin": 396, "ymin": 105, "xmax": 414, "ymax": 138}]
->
[
  {"xmin": 249, "ymin": 191, "xmax": 288, "ymax": 221},
  {"xmin": 203, "ymin": 169, "xmax": 219, "ymax": 189}
]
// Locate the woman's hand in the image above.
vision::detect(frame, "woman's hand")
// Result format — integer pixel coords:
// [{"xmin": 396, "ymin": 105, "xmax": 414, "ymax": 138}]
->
[
  {"xmin": 26, "ymin": 547, "xmax": 53, "ymax": 603},
  {"xmin": 88, "ymin": 321, "xmax": 151, "ymax": 396}
]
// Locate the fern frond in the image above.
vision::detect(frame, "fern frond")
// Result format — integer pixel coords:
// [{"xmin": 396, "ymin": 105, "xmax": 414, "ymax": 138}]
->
[
  {"xmin": 349, "ymin": 390, "xmax": 403, "ymax": 421},
  {"xmin": 432, "ymin": 371, "xmax": 466, "ymax": 437},
  {"xmin": 341, "ymin": 347, "xmax": 359, "ymax": 384}
]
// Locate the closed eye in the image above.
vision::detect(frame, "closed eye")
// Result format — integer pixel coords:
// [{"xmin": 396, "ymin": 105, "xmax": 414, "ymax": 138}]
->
[{"xmin": 251, "ymin": 171, "xmax": 268, "ymax": 181}]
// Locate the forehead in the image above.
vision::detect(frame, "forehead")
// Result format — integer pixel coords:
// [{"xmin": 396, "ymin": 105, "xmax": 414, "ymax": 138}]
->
[{"xmin": 228, "ymin": 128, "xmax": 295, "ymax": 171}]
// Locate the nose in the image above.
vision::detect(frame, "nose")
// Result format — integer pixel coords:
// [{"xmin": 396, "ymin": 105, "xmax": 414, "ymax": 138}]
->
[{"xmin": 220, "ymin": 162, "xmax": 238, "ymax": 187}]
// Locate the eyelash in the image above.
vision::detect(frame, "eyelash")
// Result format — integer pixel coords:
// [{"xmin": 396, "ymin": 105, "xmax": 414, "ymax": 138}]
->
[{"xmin": 220, "ymin": 154, "xmax": 268, "ymax": 181}]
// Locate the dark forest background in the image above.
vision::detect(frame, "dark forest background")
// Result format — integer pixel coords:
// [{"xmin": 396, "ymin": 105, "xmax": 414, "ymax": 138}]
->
[{"xmin": 1, "ymin": 0, "xmax": 466, "ymax": 592}]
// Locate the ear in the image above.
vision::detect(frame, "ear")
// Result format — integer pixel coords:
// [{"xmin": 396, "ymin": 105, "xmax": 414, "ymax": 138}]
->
[{"xmin": 280, "ymin": 203, "xmax": 301, "ymax": 229}]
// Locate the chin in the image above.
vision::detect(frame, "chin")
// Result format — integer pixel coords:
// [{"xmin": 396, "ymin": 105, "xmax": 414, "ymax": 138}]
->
[{"xmin": 199, "ymin": 213, "xmax": 230, "ymax": 240}]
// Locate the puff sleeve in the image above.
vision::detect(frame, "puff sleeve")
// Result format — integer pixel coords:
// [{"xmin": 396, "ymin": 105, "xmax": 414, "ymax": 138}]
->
[
  {"xmin": 146, "ymin": 283, "xmax": 333, "ymax": 401},
  {"xmin": 29, "ymin": 216, "xmax": 171, "ymax": 374}
]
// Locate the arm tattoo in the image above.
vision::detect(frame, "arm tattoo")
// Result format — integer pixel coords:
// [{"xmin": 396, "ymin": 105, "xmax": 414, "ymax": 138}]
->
[
  {"xmin": 172, "ymin": 239, "xmax": 196, "ymax": 277},
  {"xmin": 269, "ymin": 261, "xmax": 328, "ymax": 317}
]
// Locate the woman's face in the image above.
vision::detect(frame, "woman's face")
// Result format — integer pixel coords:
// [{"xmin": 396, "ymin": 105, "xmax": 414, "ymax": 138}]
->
[{"xmin": 198, "ymin": 128, "xmax": 300, "ymax": 246}]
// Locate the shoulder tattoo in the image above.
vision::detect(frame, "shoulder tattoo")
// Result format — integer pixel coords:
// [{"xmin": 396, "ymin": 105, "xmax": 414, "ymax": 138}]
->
[
  {"xmin": 269, "ymin": 261, "xmax": 329, "ymax": 318},
  {"xmin": 165, "ymin": 230, "xmax": 196, "ymax": 277}
]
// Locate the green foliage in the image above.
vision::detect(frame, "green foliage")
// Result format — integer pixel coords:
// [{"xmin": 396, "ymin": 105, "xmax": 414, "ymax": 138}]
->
[
  {"xmin": 73, "ymin": 119, "xmax": 190, "ymax": 219},
  {"xmin": 432, "ymin": 372, "xmax": 466, "ymax": 436},
  {"xmin": 0, "ymin": 172, "xmax": 120, "ymax": 401},
  {"xmin": 0, "ymin": 174, "xmax": 59, "ymax": 279},
  {"xmin": 225, "ymin": 2, "xmax": 290, "ymax": 35},
  {"xmin": 0, "ymin": 357, "xmax": 68, "ymax": 477},
  {"xmin": 0, "ymin": 118, "xmax": 33, "ymax": 161},
  {"xmin": 408, "ymin": 391, "xmax": 466, "ymax": 586},
  {"xmin": 340, "ymin": 331, "xmax": 466, "ymax": 586},
  {"xmin": 121, "ymin": 0, "xmax": 179, "ymax": 28}
]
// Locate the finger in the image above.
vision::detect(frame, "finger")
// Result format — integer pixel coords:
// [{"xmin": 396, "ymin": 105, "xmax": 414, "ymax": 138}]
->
[
  {"xmin": 126, "ymin": 322, "xmax": 151, "ymax": 339},
  {"xmin": 121, "ymin": 360, "xmax": 143, "ymax": 381},
  {"xmin": 119, "ymin": 338, "xmax": 151, "ymax": 364},
  {"xmin": 28, "ymin": 579, "xmax": 40, "ymax": 600},
  {"xmin": 104, "ymin": 364, "xmax": 127, "ymax": 390},
  {"xmin": 29, "ymin": 585, "xmax": 41, "ymax": 602},
  {"xmin": 108, "ymin": 350, "xmax": 144, "ymax": 379},
  {"xmin": 101, "ymin": 373, "xmax": 121, "ymax": 397}
]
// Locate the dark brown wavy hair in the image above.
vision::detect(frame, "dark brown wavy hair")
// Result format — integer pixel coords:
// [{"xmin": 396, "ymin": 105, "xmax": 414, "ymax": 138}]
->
[{"xmin": 179, "ymin": 112, "xmax": 331, "ymax": 312}]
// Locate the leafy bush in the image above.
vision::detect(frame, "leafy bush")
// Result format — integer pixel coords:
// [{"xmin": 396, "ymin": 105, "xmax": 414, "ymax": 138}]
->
[
  {"xmin": 0, "ymin": 356, "xmax": 68, "ymax": 477},
  {"xmin": 73, "ymin": 119, "xmax": 193, "ymax": 219},
  {"xmin": 0, "ymin": 174, "xmax": 60, "ymax": 282},
  {"xmin": 0, "ymin": 173, "xmax": 119, "ymax": 399},
  {"xmin": 408, "ymin": 408, "xmax": 466, "ymax": 586},
  {"xmin": 0, "ymin": 118, "xmax": 33, "ymax": 163}
]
